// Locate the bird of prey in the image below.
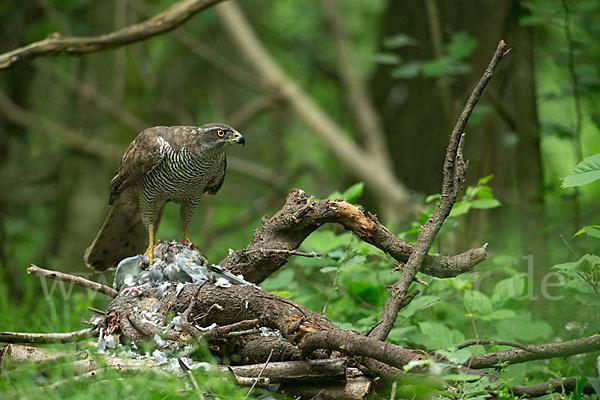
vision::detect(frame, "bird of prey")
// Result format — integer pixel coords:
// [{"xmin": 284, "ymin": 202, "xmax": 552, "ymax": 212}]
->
[{"xmin": 85, "ymin": 123, "xmax": 245, "ymax": 271}]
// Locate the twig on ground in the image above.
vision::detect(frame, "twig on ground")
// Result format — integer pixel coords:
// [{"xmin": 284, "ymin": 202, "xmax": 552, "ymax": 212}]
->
[
  {"xmin": 244, "ymin": 348, "xmax": 274, "ymax": 399},
  {"xmin": 28, "ymin": 265, "xmax": 118, "ymax": 298},
  {"xmin": 0, "ymin": 328, "xmax": 93, "ymax": 344},
  {"xmin": 179, "ymin": 359, "xmax": 205, "ymax": 400}
]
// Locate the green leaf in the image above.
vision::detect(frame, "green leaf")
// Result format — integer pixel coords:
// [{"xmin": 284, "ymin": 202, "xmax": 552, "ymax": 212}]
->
[
  {"xmin": 372, "ymin": 52, "xmax": 400, "ymax": 65},
  {"xmin": 418, "ymin": 321, "xmax": 465, "ymax": 349},
  {"xmin": 491, "ymin": 276, "xmax": 526, "ymax": 307},
  {"xmin": 347, "ymin": 281, "xmax": 380, "ymax": 305},
  {"xmin": 342, "ymin": 182, "xmax": 364, "ymax": 203},
  {"xmin": 422, "ymin": 58, "xmax": 451, "ymax": 77},
  {"xmin": 489, "ymin": 309, "xmax": 517, "ymax": 320},
  {"xmin": 440, "ymin": 373, "xmax": 481, "ymax": 382},
  {"xmin": 261, "ymin": 269, "xmax": 295, "ymax": 292},
  {"xmin": 573, "ymin": 225, "xmax": 600, "ymax": 239},
  {"xmin": 450, "ymin": 201, "xmax": 471, "ymax": 217},
  {"xmin": 478, "ymin": 174, "xmax": 494, "ymax": 184},
  {"xmin": 383, "ymin": 33, "xmax": 417, "ymax": 49},
  {"xmin": 469, "ymin": 199, "xmax": 502, "ymax": 209},
  {"xmin": 425, "ymin": 193, "xmax": 441, "ymax": 204},
  {"xmin": 327, "ymin": 190, "xmax": 344, "ymax": 200},
  {"xmin": 475, "ymin": 186, "xmax": 494, "ymax": 199},
  {"xmin": 463, "ymin": 290, "xmax": 493, "ymax": 317},
  {"xmin": 319, "ymin": 266, "xmax": 338, "ymax": 273},
  {"xmin": 391, "ymin": 62, "xmax": 421, "ymax": 79},
  {"xmin": 574, "ymin": 377, "xmax": 588, "ymax": 400},
  {"xmin": 446, "ymin": 31, "xmax": 478, "ymax": 60},
  {"xmin": 496, "ymin": 318, "xmax": 552, "ymax": 342},
  {"xmin": 562, "ymin": 153, "xmax": 600, "ymax": 188}
]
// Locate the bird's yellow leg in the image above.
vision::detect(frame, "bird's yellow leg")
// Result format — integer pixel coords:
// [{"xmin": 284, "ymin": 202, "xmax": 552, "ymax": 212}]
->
[
  {"xmin": 143, "ymin": 226, "xmax": 155, "ymax": 265},
  {"xmin": 183, "ymin": 231, "xmax": 189, "ymax": 241}
]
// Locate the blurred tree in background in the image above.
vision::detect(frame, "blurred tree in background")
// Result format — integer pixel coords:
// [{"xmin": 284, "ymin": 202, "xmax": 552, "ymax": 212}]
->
[{"xmin": 0, "ymin": 0, "xmax": 599, "ymax": 397}]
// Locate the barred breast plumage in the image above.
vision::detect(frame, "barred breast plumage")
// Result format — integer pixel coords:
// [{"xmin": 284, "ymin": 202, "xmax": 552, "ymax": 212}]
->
[{"xmin": 85, "ymin": 124, "xmax": 245, "ymax": 271}]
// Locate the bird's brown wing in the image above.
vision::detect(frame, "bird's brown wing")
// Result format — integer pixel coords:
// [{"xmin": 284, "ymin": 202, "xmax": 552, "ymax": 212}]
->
[
  {"xmin": 109, "ymin": 127, "xmax": 166, "ymax": 204},
  {"xmin": 206, "ymin": 154, "xmax": 227, "ymax": 195}
]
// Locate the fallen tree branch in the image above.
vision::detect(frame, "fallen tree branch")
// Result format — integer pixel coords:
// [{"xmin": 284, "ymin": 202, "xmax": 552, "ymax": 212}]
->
[
  {"xmin": 0, "ymin": 0, "xmax": 223, "ymax": 69},
  {"xmin": 466, "ymin": 334, "xmax": 600, "ymax": 369},
  {"xmin": 510, "ymin": 377, "xmax": 596, "ymax": 397},
  {"xmin": 0, "ymin": 328, "xmax": 93, "ymax": 344},
  {"xmin": 104, "ymin": 283, "xmax": 424, "ymax": 370},
  {"xmin": 28, "ymin": 265, "xmax": 118, "ymax": 298},
  {"xmin": 220, "ymin": 189, "xmax": 488, "ymax": 284},
  {"xmin": 455, "ymin": 338, "xmax": 542, "ymax": 353},
  {"xmin": 368, "ymin": 40, "xmax": 509, "ymax": 342}
]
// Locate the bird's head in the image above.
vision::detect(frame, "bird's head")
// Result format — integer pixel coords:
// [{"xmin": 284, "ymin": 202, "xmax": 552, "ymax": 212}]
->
[{"xmin": 197, "ymin": 123, "xmax": 245, "ymax": 153}]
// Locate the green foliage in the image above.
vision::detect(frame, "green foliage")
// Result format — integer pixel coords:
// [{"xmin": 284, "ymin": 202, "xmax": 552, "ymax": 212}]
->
[
  {"xmin": 400, "ymin": 175, "xmax": 501, "ymax": 243},
  {"xmin": 327, "ymin": 182, "xmax": 364, "ymax": 203},
  {"xmin": 552, "ymin": 254, "xmax": 600, "ymax": 306},
  {"xmin": 574, "ymin": 225, "xmax": 600, "ymax": 239},
  {"xmin": 384, "ymin": 30, "xmax": 478, "ymax": 79},
  {"xmin": 562, "ymin": 153, "xmax": 600, "ymax": 188}
]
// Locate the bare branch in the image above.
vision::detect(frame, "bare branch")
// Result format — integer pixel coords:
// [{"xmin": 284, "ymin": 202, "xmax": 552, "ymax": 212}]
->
[
  {"xmin": 368, "ymin": 41, "xmax": 508, "ymax": 342},
  {"xmin": 0, "ymin": 328, "xmax": 93, "ymax": 344},
  {"xmin": 466, "ymin": 334, "xmax": 600, "ymax": 369},
  {"xmin": 28, "ymin": 265, "xmax": 118, "ymax": 298},
  {"xmin": 455, "ymin": 338, "xmax": 542, "ymax": 353},
  {"xmin": 511, "ymin": 377, "xmax": 596, "ymax": 397},
  {"xmin": 0, "ymin": 0, "xmax": 224, "ymax": 69}
]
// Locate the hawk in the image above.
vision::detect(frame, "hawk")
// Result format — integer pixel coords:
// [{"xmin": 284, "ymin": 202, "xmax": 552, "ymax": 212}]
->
[{"xmin": 85, "ymin": 123, "xmax": 245, "ymax": 271}]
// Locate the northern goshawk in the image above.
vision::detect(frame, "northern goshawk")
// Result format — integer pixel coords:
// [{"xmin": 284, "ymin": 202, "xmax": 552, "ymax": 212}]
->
[{"xmin": 85, "ymin": 123, "xmax": 245, "ymax": 271}]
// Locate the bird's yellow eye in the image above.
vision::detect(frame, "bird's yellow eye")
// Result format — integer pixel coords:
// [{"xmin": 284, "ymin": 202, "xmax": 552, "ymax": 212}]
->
[{"xmin": 217, "ymin": 130, "xmax": 225, "ymax": 137}]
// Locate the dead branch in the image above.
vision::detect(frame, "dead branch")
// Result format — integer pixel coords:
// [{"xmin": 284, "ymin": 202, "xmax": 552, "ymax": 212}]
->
[
  {"xmin": 223, "ymin": 359, "xmax": 346, "ymax": 384},
  {"xmin": 105, "ymin": 283, "xmax": 423, "ymax": 370},
  {"xmin": 466, "ymin": 334, "xmax": 600, "ymax": 369},
  {"xmin": 0, "ymin": 328, "xmax": 93, "ymax": 344},
  {"xmin": 368, "ymin": 40, "xmax": 509, "ymax": 342},
  {"xmin": 28, "ymin": 265, "xmax": 118, "ymax": 298},
  {"xmin": 0, "ymin": 344, "xmax": 80, "ymax": 368},
  {"xmin": 0, "ymin": 0, "xmax": 223, "ymax": 69},
  {"xmin": 454, "ymin": 338, "xmax": 542, "ymax": 353},
  {"xmin": 219, "ymin": 190, "xmax": 487, "ymax": 284},
  {"xmin": 511, "ymin": 377, "xmax": 596, "ymax": 397}
]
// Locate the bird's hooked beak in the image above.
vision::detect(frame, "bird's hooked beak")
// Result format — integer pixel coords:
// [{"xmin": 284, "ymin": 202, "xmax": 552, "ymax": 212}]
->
[{"xmin": 228, "ymin": 130, "xmax": 245, "ymax": 146}]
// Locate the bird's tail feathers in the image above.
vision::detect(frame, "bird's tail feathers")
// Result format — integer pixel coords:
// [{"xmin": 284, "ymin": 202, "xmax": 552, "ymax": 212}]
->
[{"xmin": 85, "ymin": 193, "xmax": 158, "ymax": 271}]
